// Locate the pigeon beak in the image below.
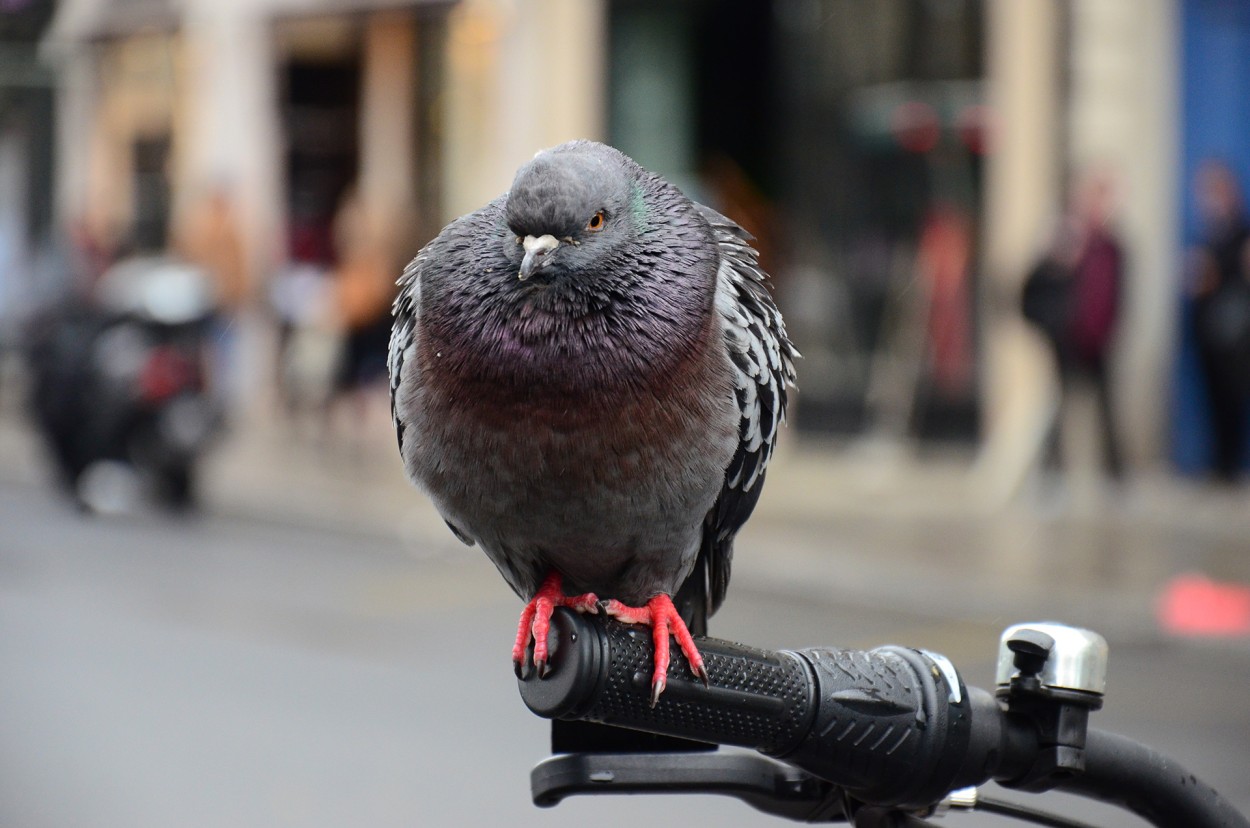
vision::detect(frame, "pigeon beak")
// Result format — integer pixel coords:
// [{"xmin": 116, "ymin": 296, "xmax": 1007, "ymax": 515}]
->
[{"xmin": 519, "ymin": 234, "xmax": 560, "ymax": 281}]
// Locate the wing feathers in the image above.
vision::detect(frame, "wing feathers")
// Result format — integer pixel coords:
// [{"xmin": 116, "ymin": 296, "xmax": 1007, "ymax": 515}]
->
[
  {"xmin": 388, "ymin": 250, "xmax": 426, "ymax": 453},
  {"xmin": 689, "ymin": 204, "xmax": 799, "ymax": 617}
]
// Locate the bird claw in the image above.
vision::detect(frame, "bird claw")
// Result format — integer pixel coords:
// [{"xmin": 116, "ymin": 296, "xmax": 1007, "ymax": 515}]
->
[
  {"xmin": 512, "ymin": 656, "xmax": 552, "ymax": 681},
  {"xmin": 602, "ymin": 594, "xmax": 707, "ymax": 704},
  {"xmin": 512, "ymin": 572, "xmax": 598, "ymax": 680},
  {"xmin": 649, "ymin": 674, "xmax": 667, "ymax": 708}
]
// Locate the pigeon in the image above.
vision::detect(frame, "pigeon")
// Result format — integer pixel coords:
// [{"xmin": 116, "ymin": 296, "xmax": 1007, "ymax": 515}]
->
[{"xmin": 389, "ymin": 140, "xmax": 797, "ymax": 703}]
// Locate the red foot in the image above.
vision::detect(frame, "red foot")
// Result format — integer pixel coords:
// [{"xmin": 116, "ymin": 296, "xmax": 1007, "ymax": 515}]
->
[
  {"xmin": 512, "ymin": 572, "xmax": 598, "ymax": 678},
  {"xmin": 602, "ymin": 593, "xmax": 709, "ymax": 705}
]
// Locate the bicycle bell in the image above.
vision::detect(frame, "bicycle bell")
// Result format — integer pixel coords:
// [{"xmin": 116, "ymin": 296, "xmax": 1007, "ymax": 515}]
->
[{"xmin": 995, "ymin": 622, "xmax": 1108, "ymax": 699}]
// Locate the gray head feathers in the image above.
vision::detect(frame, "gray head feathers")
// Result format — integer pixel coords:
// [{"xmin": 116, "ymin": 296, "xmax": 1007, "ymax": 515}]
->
[{"xmin": 505, "ymin": 141, "xmax": 635, "ymax": 239}]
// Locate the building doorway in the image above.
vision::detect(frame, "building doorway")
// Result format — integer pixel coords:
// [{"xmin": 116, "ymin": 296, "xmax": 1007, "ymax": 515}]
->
[{"xmin": 280, "ymin": 54, "xmax": 361, "ymax": 267}]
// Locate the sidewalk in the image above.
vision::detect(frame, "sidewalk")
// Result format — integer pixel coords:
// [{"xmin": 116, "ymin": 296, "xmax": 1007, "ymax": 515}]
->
[{"xmin": 5, "ymin": 396, "xmax": 1250, "ymax": 643}]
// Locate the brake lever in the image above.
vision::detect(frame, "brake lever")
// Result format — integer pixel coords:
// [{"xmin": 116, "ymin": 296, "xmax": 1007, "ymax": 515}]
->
[{"xmin": 531, "ymin": 750, "xmax": 851, "ymax": 822}]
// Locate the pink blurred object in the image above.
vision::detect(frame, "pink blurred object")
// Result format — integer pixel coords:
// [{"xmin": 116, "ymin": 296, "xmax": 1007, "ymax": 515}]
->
[{"xmin": 1157, "ymin": 573, "xmax": 1250, "ymax": 637}]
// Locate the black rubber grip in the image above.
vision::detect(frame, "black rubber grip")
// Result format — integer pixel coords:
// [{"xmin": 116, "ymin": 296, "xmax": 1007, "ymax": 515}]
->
[
  {"xmin": 789, "ymin": 644, "xmax": 973, "ymax": 807},
  {"xmin": 520, "ymin": 608, "xmax": 816, "ymax": 754},
  {"xmin": 519, "ymin": 609, "xmax": 977, "ymax": 808}
]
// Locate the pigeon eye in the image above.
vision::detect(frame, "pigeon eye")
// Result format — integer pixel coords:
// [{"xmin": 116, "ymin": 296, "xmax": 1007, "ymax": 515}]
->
[{"xmin": 586, "ymin": 211, "xmax": 606, "ymax": 231}]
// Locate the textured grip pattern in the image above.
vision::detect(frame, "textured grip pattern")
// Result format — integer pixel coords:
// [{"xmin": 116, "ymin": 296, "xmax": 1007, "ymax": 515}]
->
[
  {"xmin": 582, "ymin": 623, "xmax": 816, "ymax": 754},
  {"xmin": 798, "ymin": 648, "xmax": 923, "ymax": 766},
  {"xmin": 787, "ymin": 645, "xmax": 965, "ymax": 807}
]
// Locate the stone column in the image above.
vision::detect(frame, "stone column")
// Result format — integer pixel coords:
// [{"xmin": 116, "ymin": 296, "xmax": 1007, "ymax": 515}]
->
[
  {"xmin": 360, "ymin": 11, "xmax": 416, "ymax": 221},
  {"xmin": 1067, "ymin": 0, "xmax": 1179, "ymax": 469},
  {"xmin": 973, "ymin": 0, "xmax": 1065, "ymax": 505},
  {"xmin": 180, "ymin": 1, "xmax": 283, "ymax": 285},
  {"xmin": 51, "ymin": 46, "xmax": 99, "ymax": 235},
  {"xmin": 179, "ymin": 0, "xmax": 284, "ymax": 414}
]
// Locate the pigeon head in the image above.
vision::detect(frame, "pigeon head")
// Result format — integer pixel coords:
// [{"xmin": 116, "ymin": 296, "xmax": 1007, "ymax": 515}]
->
[
  {"xmin": 432, "ymin": 140, "xmax": 719, "ymax": 388},
  {"xmin": 503, "ymin": 141, "xmax": 638, "ymax": 284}
]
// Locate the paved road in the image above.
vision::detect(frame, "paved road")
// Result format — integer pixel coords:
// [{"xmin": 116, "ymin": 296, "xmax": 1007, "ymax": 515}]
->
[{"xmin": 2, "ymin": 480, "xmax": 1248, "ymax": 827}]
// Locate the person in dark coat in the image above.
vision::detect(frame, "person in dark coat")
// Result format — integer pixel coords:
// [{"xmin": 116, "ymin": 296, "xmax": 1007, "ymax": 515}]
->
[
  {"xmin": 1189, "ymin": 160, "xmax": 1250, "ymax": 483},
  {"xmin": 1024, "ymin": 170, "xmax": 1125, "ymax": 480}
]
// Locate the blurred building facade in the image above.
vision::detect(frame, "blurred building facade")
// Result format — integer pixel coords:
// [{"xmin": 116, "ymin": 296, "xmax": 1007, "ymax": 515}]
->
[
  {"xmin": 0, "ymin": 1, "xmax": 57, "ymax": 331},
  {"xmin": 30, "ymin": 0, "xmax": 1231, "ymax": 480}
]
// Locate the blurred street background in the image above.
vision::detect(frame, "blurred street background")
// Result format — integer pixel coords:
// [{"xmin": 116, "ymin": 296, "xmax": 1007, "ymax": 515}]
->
[{"xmin": 3, "ymin": 0, "xmax": 1250, "ymax": 825}]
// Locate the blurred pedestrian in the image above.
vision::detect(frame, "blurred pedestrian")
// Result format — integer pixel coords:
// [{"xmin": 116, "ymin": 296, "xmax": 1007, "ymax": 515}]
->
[
  {"xmin": 1022, "ymin": 169, "xmax": 1124, "ymax": 481},
  {"xmin": 269, "ymin": 257, "xmax": 337, "ymax": 421},
  {"xmin": 327, "ymin": 187, "xmax": 398, "ymax": 441},
  {"xmin": 175, "ymin": 185, "xmax": 248, "ymax": 311},
  {"xmin": 1188, "ymin": 160, "xmax": 1250, "ymax": 483},
  {"xmin": 68, "ymin": 211, "xmax": 119, "ymax": 293},
  {"xmin": 173, "ymin": 185, "xmax": 249, "ymax": 414}
]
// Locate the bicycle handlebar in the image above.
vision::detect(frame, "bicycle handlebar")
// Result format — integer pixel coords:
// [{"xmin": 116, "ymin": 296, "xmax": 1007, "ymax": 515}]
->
[{"xmin": 519, "ymin": 608, "xmax": 1248, "ymax": 827}]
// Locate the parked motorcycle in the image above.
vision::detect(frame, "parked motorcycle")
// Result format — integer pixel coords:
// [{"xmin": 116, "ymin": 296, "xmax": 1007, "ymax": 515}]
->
[{"xmin": 26, "ymin": 256, "xmax": 221, "ymax": 511}]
